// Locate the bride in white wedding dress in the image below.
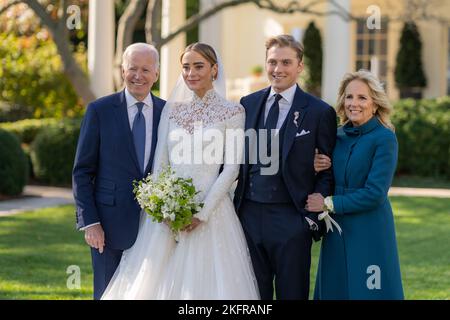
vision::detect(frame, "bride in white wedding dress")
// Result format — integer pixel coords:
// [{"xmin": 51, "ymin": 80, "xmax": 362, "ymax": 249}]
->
[{"xmin": 102, "ymin": 43, "xmax": 259, "ymax": 300}]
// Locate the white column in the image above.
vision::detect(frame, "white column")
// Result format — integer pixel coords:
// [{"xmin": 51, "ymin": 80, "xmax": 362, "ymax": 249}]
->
[
  {"xmin": 88, "ymin": 0, "xmax": 115, "ymax": 98},
  {"xmin": 291, "ymin": 27, "xmax": 304, "ymax": 43},
  {"xmin": 370, "ymin": 56, "xmax": 379, "ymax": 78},
  {"xmin": 160, "ymin": 0, "xmax": 186, "ymax": 99},
  {"xmin": 199, "ymin": 0, "xmax": 223, "ymax": 55},
  {"xmin": 322, "ymin": 0, "xmax": 351, "ymax": 105}
]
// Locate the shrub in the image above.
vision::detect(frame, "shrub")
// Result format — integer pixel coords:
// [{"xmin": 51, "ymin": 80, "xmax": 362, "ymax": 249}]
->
[
  {"xmin": 392, "ymin": 97, "xmax": 450, "ymax": 179},
  {"xmin": 394, "ymin": 22, "xmax": 427, "ymax": 99},
  {"xmin": 303, "ymin": 21, "xmax": 323, "ymax": 97},
  {"xmin": 0, "ymin": 101, "xmax": 33, "ymax": 122},
  {"xmin": 0, "ymin": 33, "xmax": 85, "ymax": 121},
  {"xmin": 0, "ymin": 118, "xmax": 60, "ymax": 144},
  {"xmin": 251, "ymin": 65, "xmax": 263, "ymax": 76},
  {"xmin": 0, "ymin": 128, "xmax": 28, "ymax": 196},
  {"xmin": 30, "ymin": 120, "xmax": 81, "ymax": 185}
]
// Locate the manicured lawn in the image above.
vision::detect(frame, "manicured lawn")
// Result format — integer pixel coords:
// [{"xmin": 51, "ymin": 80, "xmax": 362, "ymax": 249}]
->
[
  {"xmin": 0, "ymin": 206, "xmax": 92, "ymax": 299},
  {"xmin": 386, "ymin": 197, "xmax": 450, "ymax": 299},
  {"xmin": 310, "ymin": 196, "xmax": 450, "ymax": 299},
  {"xmin": 1, "ymin": 196, "xmax": 449, "ymax": 299}
]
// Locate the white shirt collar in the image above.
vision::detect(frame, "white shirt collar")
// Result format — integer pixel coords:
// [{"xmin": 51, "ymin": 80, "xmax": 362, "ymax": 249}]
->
[
  {"xmin": 269, "ymin": 83, "xmax": 297, "ymax": 105},
  {"xmin": 124, "ymin": 88, "xmax": 153, "ymax": 109}
]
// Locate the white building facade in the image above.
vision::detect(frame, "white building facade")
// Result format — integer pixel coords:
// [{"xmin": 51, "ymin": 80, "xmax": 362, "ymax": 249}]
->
[{"xmin": 88, "ymin": 0, "xmax": 450, "ymax": 103}]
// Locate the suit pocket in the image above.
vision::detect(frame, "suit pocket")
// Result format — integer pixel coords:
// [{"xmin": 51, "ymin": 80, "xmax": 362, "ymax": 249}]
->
[
  {"xmin": 294, "ymin": 133, "xmax": 311, "ymax": 140},
  {"xmin": 96, "ymin": 178, "xmax": 116, "ymax": 191},
  {"xmin": 95, "ymin": 192, "xmax": 115, "ymax": 206}
]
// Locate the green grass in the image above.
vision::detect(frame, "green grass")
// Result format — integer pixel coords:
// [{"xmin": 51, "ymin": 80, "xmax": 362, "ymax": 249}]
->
[
  {"xmin": 1, "ymin": 197, "xmax": 449, "ymax": 300},
  {"xmin": 309, "ymin": 196, "xmax": 450, "ymax": 299},
  {"xmin": 387, "ymin": 197, "xmax": 450, "ymax": 299},
  {"xmin": 0, "ymin": 206, "xmax": 92, "ymax": 299}
]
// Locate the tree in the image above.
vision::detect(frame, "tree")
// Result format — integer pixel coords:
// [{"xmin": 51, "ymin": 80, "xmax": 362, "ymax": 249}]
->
[
  {"xmin": 1, "ymin": 0, "xmax": 447, "ymax": 104},
  {"xmin": 1, "ymin": 0, "xmax": 96, "ymax": 104},
  {"xmin": 302, "ymin": 21, "xmax": 322, "ymax": 97},
  {"xmin": 394, "ymin": 21, "xmax": 427, "ymax": 99},
  {"xmin": 1, "ymin": 0, "xmax": 348, "ymax": 100}
]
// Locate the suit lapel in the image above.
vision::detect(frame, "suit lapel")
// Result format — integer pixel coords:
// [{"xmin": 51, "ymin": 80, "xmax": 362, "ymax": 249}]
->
[
  {"xmin": 144, "ymin": 94, "xmax": 164, "ymax": 176},
  {"xmin": 245, "ymin": 87, "xmax": 270, "ymax": 131},
  {"xmin": 282, "ymin": 85, "xmax": 309, "ymax": 162},
  {"xmin": 113, "ymin": 90, "xmax": 141, "ymax": 175}
]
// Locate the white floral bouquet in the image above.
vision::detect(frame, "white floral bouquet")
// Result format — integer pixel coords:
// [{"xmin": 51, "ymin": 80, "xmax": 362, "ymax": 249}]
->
[{"xmin": 133, "ymin": 166, "xmax": 203, "ymax": 241}]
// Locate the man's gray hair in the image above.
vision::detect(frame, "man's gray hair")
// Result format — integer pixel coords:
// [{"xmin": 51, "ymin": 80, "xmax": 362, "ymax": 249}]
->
[{"xmin": 122, "ymin": 43, "xmax": 160, "ymax": 70}]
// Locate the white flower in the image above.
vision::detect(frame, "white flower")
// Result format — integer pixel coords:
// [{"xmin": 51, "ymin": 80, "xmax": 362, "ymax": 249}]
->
[
  {"xmin": 132, "ymin": 166, "xmax": 203, "ymax": 240},
  {"xmin": 293, "ymin": 111, "xmax": 300, "ymax": 127}
]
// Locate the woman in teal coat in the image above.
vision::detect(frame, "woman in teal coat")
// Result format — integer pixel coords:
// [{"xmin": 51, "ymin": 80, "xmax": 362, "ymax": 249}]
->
[{"xmin": 307, "ymin": 70, "xmax": 404, "ymax": 299}]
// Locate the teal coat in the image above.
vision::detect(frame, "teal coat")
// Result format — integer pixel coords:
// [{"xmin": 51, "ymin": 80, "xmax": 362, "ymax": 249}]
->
[{"xmin": 314, "ymin": 117, "xmax": 404, "ymax": 300}]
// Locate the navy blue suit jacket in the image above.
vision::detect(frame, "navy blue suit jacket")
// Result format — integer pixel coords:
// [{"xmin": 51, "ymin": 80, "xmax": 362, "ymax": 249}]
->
[
  {"xmin": 73, "ymin": 90, "xmax": 165, "ymax": 250},
  {"xmin": 234, "ymin": 86, "xmax": 337, "ymax": 227}
]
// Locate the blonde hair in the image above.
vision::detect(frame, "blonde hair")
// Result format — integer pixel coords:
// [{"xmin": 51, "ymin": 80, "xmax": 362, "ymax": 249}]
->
[
  {"xmin": 336, "ymin": 70, "xmax": 394, "ymax": 131},
  {"xmin": 265, "ymin": 34, "xmax": 304, "ymax": 62}
]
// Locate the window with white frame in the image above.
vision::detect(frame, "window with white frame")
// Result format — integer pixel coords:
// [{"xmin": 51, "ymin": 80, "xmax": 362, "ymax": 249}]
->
[{"xmin": 355, "ymin": 19, "xmax": 388, "ymax": 88}]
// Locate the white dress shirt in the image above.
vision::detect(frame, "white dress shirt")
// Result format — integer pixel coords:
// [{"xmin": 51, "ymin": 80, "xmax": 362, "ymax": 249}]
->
[
  {"xmin": 125, "ymin": 88, "xmax": 153, "ymax": 170},
  {"xmin": 81, "ymin": 89, "xmax": 154, "ymax": 231},
  {"xmin": 264, "ymin": 83, "xmax": 297, "ymax": 129}
]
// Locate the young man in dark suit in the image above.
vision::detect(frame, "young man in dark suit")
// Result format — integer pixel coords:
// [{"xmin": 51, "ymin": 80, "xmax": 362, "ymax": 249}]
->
[{"xmin": 234, "ymin": 35, "xmax": 337, "ymax": 300}]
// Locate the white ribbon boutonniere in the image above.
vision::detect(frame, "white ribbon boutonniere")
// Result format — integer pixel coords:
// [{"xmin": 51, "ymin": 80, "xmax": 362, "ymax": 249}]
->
[
  {"xmin": 318, "ymin": 211, "xmax": 342, "ymax": 235},
  {"xmin": 293, "ymin": 111, "xmax": 300, "ymax": 127}
]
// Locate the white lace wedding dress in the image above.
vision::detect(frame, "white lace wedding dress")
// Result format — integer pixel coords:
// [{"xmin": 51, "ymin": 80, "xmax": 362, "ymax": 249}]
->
[{"xmin": 102, "ymin": 89, "xmax": 259, "ymax": 300}]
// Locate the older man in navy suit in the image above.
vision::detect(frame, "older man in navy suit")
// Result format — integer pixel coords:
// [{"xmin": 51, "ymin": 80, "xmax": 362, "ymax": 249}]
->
[
  {"xmin": 72, "ymin": 43, "xmax": 165, "ymax": 299},
  {"xmin": 234, "ymin": 35, "xmax": 337, "ymax": 300}
]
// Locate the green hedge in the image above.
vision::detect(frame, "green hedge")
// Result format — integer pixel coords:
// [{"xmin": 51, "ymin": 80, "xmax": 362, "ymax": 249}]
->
[
  {"xmin": 392, "ymin": 97, "xmax": 450, "ymax": 179},
  {"xmin": 2, "ymin": 95, "xmax": 449, "ymax": 188},
  {"xmin": 0, "ymin": 128, "xmax": 28, "ymax": 196},
  {"xmin": 30, "ymin": 120, "xmax": 81, "ymax": 186},
  {"xmin": 0, "ymin": 118, "xmax": 61, "ymax": 144}
]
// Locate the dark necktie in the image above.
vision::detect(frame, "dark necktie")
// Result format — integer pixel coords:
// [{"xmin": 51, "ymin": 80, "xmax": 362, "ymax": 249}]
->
[
  {"xmin": 265, "ymin": 94, "xmax": 282, "ymax": 130},
  {"xmin": 265, "ymin": 94, "xmax": 282, "ymax": 156},
  {"xmin": 132, "ymin": 102, "xmax": 146, "ymax": 173}
]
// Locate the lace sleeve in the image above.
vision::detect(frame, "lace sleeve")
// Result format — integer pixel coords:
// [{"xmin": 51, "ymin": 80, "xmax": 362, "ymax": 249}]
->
[
  {"xmin": 195, "ymin": 106, "xmax": 245, "ymax": 222},
  {"xmin": 151, "ymin": 103, "xmax": 171, "ymax": 179}
]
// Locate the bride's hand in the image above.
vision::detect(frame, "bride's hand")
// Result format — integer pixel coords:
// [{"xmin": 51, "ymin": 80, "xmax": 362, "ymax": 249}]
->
[
  {"xmin": 183, "ymin": 217, "xmax": 202, "ymax": 233},
  {"xmin": 163, "ymin": 218, "xmax": 171, "ymax": 228}
]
